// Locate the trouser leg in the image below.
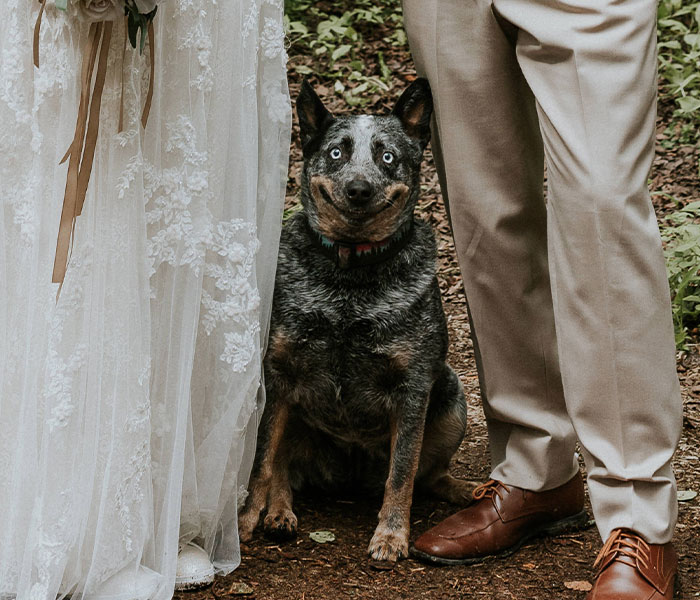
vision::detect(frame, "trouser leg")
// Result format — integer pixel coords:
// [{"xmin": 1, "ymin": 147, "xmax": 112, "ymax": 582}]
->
[
  {"xmin": 491, "ymin": 0, "xmax": 682, "ymax": 543},
  {"xmin": 403, "ymin": 0, "xmax": 580, "ymax": 492}
]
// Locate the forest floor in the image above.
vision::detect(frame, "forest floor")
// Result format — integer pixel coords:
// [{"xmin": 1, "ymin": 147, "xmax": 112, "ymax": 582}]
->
[{"xmin": 177, "ymin": 12, "xmax": 700, "ymax": 600}]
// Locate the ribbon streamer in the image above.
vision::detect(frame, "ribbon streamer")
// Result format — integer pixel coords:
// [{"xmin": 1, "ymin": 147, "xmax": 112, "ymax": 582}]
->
[
  {"xmin": 118, "ymin": 16, "xmax": 128, "ymax": 133},
  {"xmin": 142, "ymin": 21, "xmax": 155, "ymax": 129},
  {"xmin": 32, "ymin": 7, "xmax": 156, "ymax": 286},
  {"xmin": 52, "ymin": 22, "xmax": 113, "ymax": 284},
  {"xmin": 33, "ymin": 0, "xmax": 46, "ymax": 68}
]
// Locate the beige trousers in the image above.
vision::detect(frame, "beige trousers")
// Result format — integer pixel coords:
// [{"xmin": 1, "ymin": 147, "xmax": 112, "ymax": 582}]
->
[{"xmin": 402, "ymin": 0, "xmax": 683, "ymax": 543}]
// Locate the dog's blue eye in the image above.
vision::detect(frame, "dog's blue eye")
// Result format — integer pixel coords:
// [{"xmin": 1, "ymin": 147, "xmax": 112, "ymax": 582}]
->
[
  {"xmin": 330, "ymin": 147, "xmax": 342, "ymax": 160},
  {"xmin": 382, "ymin": 152, "xmax": 394, "ymax": 164}
]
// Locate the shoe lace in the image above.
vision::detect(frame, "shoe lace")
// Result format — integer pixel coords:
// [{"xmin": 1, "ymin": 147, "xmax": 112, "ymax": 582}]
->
[
  {"xmin": 472, "ymin": 479, "xmax": 511, "ymax": 502},
  {"xmin": 593, "ymin": 529, "xmax": 651, "ymax": 572}
]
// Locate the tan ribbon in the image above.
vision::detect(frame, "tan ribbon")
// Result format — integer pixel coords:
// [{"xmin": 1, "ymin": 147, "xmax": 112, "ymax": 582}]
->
[
  {"xmin": 118, "ymin": 16, "xmax": 128, "ymax": 133},
  {"xmin": 76, "ymin": 22, "xmax": 113, "ymax": 214},
  {"xmin": 141, "ymin": 21, "xmax": 155, "ymax": 129},
  {"xmin": 33, "ymin": 12, "xmax": 156, "ymax": 285},
  {"xmin": 52, "ymin": 22, "xmax": 113, "ymax": 284},
  {"xmin": 33, "ymin": 0, "xmax": 47, "ymax": 68}
]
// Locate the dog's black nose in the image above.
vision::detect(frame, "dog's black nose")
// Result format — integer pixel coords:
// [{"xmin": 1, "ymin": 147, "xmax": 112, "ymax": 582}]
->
[{"xmin": 345, "ymin": 180, "xmax": 373, "ymax": 205}]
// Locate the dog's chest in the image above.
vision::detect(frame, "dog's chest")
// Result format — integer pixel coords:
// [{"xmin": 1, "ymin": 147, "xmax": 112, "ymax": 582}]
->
[{"xmin": 265, "ymin": 302, "xmax": 427, "ymax": 441}]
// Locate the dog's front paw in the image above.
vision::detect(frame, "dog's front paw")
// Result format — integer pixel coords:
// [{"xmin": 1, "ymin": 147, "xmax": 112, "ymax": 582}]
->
[
  {"xmin": 368, "ymin": 524, "xmax": 409, "ymax": 562},
  {"xmin": 263, "ymin": 508, "xmax": 298, "ymax": 541}
]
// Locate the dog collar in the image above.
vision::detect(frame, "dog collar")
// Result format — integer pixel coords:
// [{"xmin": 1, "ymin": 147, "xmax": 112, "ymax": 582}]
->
[{"xmin": 305, "ymin": 218, "xmax": 415, "ymax": 269}]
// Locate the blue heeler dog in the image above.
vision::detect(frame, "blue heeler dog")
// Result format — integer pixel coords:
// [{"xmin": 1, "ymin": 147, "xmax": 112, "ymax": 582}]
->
[{"xmin": 238, "ymin": 79, "xmax": 476, "ymax": 563}]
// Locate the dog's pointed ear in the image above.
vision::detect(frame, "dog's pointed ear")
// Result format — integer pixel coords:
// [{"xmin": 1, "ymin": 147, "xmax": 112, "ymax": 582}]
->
[
  {"xmin": 392, "ymin": 78, "xmax": 433, "ymax": 147},
  {"xmin": 297, "ymin": 79, "xmax": 334, "ymax": 154}
]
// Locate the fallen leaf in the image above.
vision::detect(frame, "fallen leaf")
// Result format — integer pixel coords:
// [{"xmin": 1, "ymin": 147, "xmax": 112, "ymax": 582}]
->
[
  {"xmin": 309, "ymin": 530, "xmax": 336, "ymax": 544},
  {"xmin": 564, "ymin": 581, "xmax": 592, "ymax": 591},
  {"xmin": 226, "ymin": 582, "xmax": 254, "ymax": 595},
  {"xmin": 677, "ymin": 490, "xmax": 697, "ymax": 502}
]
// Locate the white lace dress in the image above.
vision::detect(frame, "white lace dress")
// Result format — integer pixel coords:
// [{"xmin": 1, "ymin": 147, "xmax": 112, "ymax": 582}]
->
[{"xmin": 0, "ymin": 2, "xmax": 291, "ymax": 599}]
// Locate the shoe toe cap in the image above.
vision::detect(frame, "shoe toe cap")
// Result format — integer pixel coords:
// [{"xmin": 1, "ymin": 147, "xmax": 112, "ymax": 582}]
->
[
  {"xmin": 413, "ymin": 529, "xmax": 470, "ymax": 560},
  {"xmin": 175, "ymin": 544, "xmax": 215, "ymax": 589}
]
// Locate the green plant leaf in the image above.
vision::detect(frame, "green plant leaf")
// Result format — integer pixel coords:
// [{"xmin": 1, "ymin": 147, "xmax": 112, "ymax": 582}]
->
[
  {"xmin": 682, "ymin": 200, "xmax": 700, "ymax": 212},
  {"xmin": 684, "ymin": 33, "xmax": 700, "ymax": 47},
  {"xmin": 678, "ymin": 490, "xmax": 698, "ymax": 502},
  {"xmin": 377, "ymin": 51, "xmax": 391, "ymax": 82},
  {"xmin": 331, "ymin": 44, "xmax": 352, "ymax": 62},
  {"xmin": 352, "ymin": 81, "xmax": 369, "ymax": 94},
  {"xmin": 309, "ymin": 530, "xmax": 336, "ymax": 543},
  {"xmin": 678, "ymin": 96, "xmax": 700, "ymax": 113},
  {"xmin": 344, "ymin": 91, "xmax": 364, "ymax": 106}
]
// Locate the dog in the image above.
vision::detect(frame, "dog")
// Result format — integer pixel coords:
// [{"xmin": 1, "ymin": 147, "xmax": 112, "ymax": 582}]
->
[{"xmin": 238, "ymin": 78, "xmax": 476, "ymax": 563}]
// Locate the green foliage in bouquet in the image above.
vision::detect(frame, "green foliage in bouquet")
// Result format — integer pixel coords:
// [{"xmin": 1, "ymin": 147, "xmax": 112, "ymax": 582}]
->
[{"xmin": 125, "ymin": 0, "xmax": 157, "ymax": 53}]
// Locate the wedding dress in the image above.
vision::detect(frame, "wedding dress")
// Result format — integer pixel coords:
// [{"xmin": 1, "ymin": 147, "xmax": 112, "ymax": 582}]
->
[{"xmin": 0, "ymin": 1, "xmax": 291, "ymax": 599}]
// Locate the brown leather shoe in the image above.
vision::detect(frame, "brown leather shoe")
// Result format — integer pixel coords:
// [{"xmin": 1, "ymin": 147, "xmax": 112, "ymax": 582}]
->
[
  {"xmin": 410, "ymin": 471, "xmax": 589, "ymax": 565},
  {"xmin": 586, "ymin": 529, "xmax": 677, "ymax": 599}
]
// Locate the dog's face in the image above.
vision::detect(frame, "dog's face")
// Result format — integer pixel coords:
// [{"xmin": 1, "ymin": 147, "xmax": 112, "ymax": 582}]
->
[{"xmin": 296, "ymin": 79, "xmax": 433, "ymax": 242}]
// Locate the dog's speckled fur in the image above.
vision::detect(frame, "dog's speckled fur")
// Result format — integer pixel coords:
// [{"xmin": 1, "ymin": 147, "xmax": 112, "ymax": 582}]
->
[{"xmin": 239, "ymin": 79, "xmax": 476, "ymax": 563}]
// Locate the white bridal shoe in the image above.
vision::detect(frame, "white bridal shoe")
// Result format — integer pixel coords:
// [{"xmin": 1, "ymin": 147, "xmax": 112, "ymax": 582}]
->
[
  {"xmin": 2, "ymin": 567, "xmax": 162, "ymax": 600},
  {"xmin": 174, "ymin": 542, "xmax": 215, "ymax": 591},
  {"xmin": 91, "ymin": 565, "xmax": 162, "ymax": 600}
]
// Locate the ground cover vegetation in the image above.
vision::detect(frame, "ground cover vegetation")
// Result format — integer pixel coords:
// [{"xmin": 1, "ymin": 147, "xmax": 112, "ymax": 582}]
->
[
  {"xmin": 658, "ymin": 0, "xmax": 700, "ymax": 144},
  {"xmin": 658, "ymin": 0, "xmax": 700, "ymax": 349},
  {"xmin": 663, "ymin": 199, "xmax": 700, "ymax": 348}
]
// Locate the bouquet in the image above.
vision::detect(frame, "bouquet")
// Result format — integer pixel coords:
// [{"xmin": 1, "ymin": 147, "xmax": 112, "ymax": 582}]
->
[{"xmin": 34, "ymin": 0, "xmax": 159, "ymax": 287}]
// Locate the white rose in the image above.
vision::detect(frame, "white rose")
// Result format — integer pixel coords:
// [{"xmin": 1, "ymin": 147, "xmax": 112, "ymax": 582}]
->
[
  {"xmin": 133, "ymin": 0, "xmax": 157, "ymax": 14},
  {"xmin": 76, "ymin": 0, "xmax": 124, "ymax": 22}
]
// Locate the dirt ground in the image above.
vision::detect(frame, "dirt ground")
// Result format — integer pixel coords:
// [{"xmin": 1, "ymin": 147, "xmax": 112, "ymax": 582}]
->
[{"xmin": 177, "ymin": 15, "xmax": 700, "ymax": 600}]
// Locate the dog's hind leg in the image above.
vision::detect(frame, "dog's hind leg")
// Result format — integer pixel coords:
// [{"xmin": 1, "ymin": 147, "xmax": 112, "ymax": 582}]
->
[
  {"xmin": 417, "ymin": 364, "xmax": 479, "ymax": 505},
  {"xmin": 368, "ymin": 405, "xmax": 426, "ymax": 563},
  {"xmin": 239, "ymin": 402, "xmax": 289, "ymax": 542}
]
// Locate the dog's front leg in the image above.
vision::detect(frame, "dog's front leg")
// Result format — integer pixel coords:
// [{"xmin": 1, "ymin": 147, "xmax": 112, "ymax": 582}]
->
[
  {"xmin": 239, "ymin": 402, "xmax": 289, "ymax": 542},
  {"xmin": 262, "ymin": 433, "xmax": 297, "ymax": 540},
  {"xmin": 368, "ymin": 405, "xmax": 427, "ymax": 562}
]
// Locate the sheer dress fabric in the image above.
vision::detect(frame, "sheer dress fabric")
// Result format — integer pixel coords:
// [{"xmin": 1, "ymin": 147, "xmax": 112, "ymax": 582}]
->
[{"xmin": 0, "ymin": 1, "xmax": 291, "ymax": 599}]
